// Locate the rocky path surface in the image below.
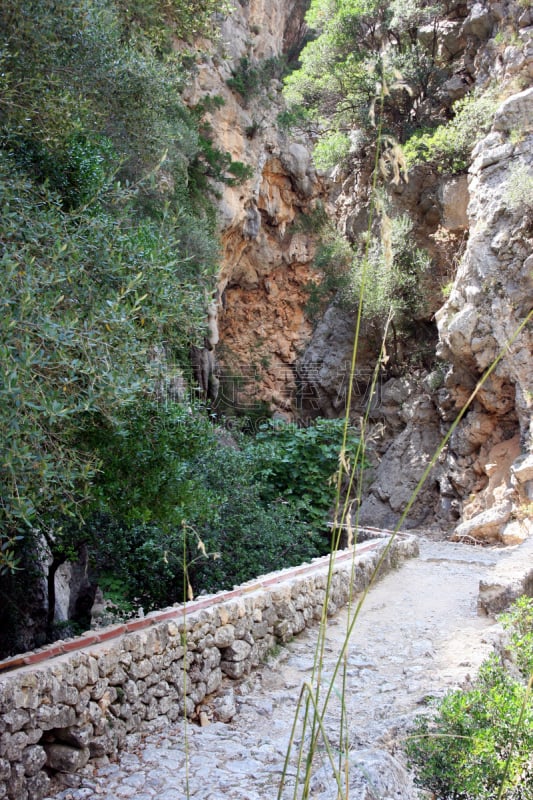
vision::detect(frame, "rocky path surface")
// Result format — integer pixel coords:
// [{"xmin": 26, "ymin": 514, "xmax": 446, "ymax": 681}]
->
[{"xmin": 45, "ymin": 538, "xmax": 511, "ymax": 800}]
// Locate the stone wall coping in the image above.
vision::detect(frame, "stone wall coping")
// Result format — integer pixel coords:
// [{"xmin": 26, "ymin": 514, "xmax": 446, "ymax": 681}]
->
[
  {"xmin": 0, "ymin": 531, "xmax": 419, "ymax": 800},
  {"xmin": 0, "ymin": 532, "xmax": 403, "ymax": 678}
]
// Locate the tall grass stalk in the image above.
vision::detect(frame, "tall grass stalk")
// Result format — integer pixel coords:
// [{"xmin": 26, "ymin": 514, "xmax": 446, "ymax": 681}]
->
[
  {"xmin": 277, "ymin": 306, "xmax": 532, "ymax": 798},
  {"xmin": 182, "ymin": 524, "xmax": 191, "ymax": 800},
  {"xmin": 276, "ymin": 62, "xmax": 533, "ymax": 793},
  {"xmin": 337, "ymin": 316, "xmax": 393, "ymax": 795},
  {"xmin": 280, "ymin": 87, "xmax": 391, "ymax": 800}
]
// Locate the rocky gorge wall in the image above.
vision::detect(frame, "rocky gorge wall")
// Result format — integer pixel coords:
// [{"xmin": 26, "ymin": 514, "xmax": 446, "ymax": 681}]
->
[
  {"xmin": 190, "ymin": 0, "xmax": 532, "ymax": 544},
  {"xmin": 437, "ymin": 84, "xmax": 533, "ymax": 544},
  {"xmin": 291, "ymin": 0, "xmax": 533, "ymax": 539},
  {"xmin": 356, "ymin": 85, "xmax": 533, "ymax": 538},
  {"xmin": 183, "ymin": 0, "xmax": 330, "ymax": 415},
  {"xmin": 0, "ymin": 536, "xmax": 416, "ymax": 800}
]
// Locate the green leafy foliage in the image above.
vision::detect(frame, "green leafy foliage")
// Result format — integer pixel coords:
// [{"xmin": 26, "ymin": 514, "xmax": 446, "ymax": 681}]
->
[
  {"xmin": 250, "ymin": 419, "xmax": 365, "ymax": 531},
  {"xmin": 78, "ymin": 400, "xmax": 216, "ymax": 527},
  {"xmin": 0, "ymin": 159, "xmax": 215, "ymax": 545},
  {"xmin": 86, "ymin": 517, "xmax": 192, "ymax": 612},
  {"xmin": 66, "ymin": 415, "xmax": 363, "ymax": 616},
  {"xmin": 283, "ymin": 0, "xmax": 447, "ymax": 167},
  {"xmin": 406, "ymin": 596, "xmax": 533, "ymax": 799},
  {"xmin": 402, "ymin": 88, "xmax": 499, "ymax": 173},
  {"xmin": 227, "ymin": 55, "xmax": 288, "ymax": 104},
  {"xmin": 73, "ymin": 412, "xmax": 327, "ymax": 613},
  {"xmin": 0, "ymin": 0, "xmax": 233, "ymax": 602},
  {"xmin": 307, "ymin": 210, "xmax": 430, "ymax": 333},
  {"xmin": 5, "ymin": 133, "xmax": 118, "ymax": 211},
  {"xmin": 305, "ymin": 226, "xmax": 354, "ymax": 320},
  {"xmin": 277, "ymin": 106, "xmax": 310, "ymax": 132},
  {"xmin": 313, "ymin": 132, "xmax": 352, "ymax": 171},
  {"xmin": 227, "ymin": 56, "xmax": 262, "ymax": 99},
  {"xmin": 227, "ymin": 160, "xmax": 255, "ymax": 185},
  {"xmin": 503, "ymin": 161, "xmax": 533, "ymax": 213},
  {"xmin": 0, "ymin": 536, "xmax": 22, "ymax": 576},
  {"xmin": 189, "ymin": 446, "xmax": 326, "ymax": 593},
  {"xmin": 349, "ymin": 212, "xmax": 430, "ymax": 325},
  {"xmin": 115, "ymin": 0, "xmax": 231, "ymax": 49},
  {"xmin": 500, "ymin": 596, "xmax": 533, "ymax": 679}
]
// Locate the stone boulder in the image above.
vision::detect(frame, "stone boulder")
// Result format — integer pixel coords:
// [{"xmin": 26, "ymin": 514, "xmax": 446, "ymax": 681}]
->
[
  {"xmin": 44, "ymin": 744, "xmax": 90, "ymax": 773},
  {"xmin": 462, "ymin": 3, "xmax": 495, "ymax": 39}
]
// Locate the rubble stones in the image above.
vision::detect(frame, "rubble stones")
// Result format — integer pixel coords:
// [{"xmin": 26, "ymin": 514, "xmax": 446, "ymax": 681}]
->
[{"xmin": 44, "ymin": 745, "xmax": 89, "ymax": 773}]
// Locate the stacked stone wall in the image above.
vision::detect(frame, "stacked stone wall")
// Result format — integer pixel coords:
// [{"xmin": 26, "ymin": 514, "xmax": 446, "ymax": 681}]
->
[{"xmin": 0, "ymin": 535, "xmax": 418, "ymax": 800}]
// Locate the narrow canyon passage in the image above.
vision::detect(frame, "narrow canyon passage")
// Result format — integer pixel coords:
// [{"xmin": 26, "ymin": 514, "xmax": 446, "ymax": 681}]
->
[{"xmin": 46, "ymin": 537, "xmax": 510, "ymax": 800}]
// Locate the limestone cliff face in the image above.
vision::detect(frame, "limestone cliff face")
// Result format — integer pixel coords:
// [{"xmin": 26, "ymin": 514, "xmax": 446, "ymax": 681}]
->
[
  {"xmin": 185, "ymin": 0, "xmax": 329, "ymax": 415},
  {"xmin": 293, "ymin": 0, "xmax": 532, "ymax": 537},
  {"xmin": 218, "ymin": 147, "xmax": 327, "ymax": 415},
  {"xmin": 437, "ymin": 85, "xmax": 533, "ymax": 544},
  {"xmin": 358, "ymin": 2, "xmax": 533, "ymax": 538},
  {"xmin": 194, "ymin": 0, "xmax": 531, "ymax": 538}
]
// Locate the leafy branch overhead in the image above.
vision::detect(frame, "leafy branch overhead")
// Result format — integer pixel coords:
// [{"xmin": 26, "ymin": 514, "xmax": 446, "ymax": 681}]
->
[
  {"xmin": 0, "ymin": 0, "xmax": 230, "ymax": 571},
  {"xmin": 283, "ymin": 0, "xmax": 448, "ymax": 145}
]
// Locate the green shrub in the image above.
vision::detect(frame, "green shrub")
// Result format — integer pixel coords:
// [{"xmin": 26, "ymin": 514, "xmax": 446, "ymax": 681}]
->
[
  {"xmin": 0, "ymin": 0, "xmax": 223, "ymax": 583},
  {"xmin": 250, "ymin": 419, "xmax": 366, "ymax": 532},
  {"xmin": 84, "ymin": 417, "xmax": 364, "ymax": 614},
  {"xmin": 115, "ymin": 0, "xmax": 231, "ymax": 48},
  {"xmin": 188, "ymin": 118, "xmax": 254, "ymax": 197},
  {"xmin": 79, "ymin": 400, "xmax": 216, "ymax": 527},
  {"xmin": 227, "ymin": 55, "xmax": 288, "ymax": 103},
  {"xmin": 189, "ymin": 446, "xmax": 325, "ymax": 593},
  {"xmin": 305, "ymin": 228, "xmax": 354, "ymax": 320},
  {"xmin": 500, "ymin": 596, "xmax": 533, "ymax": 679},
  {"xmin": 226, "ymin": 160, "xmax": 255, "ymax": 185},
  {"xmin": 313, "ymin": 132, "xmax": 352, "ymax": 171},
  {"xmin": 503, "ymin": 162, "xmax": 533, "ymax": 213},
  {"xmin": 277, "ymin": 107, "xmax": 310, "ymax": 132},
  {"xmin": 87, "ymin": 516, "xmax": 191, "ymax": 612},
  {"xmin": 306, "ymin": 204, "xmax": 430, "ymax": 332},
  {"xmin": 348, "ymin": 212, "xmax": 430, "ymax": 326},
  {"xmin": 0, "ymin": 158, "xmax": 215, "ymax": 545},
  {"xmin": 282, "ymin": 0, "xmax": 446, "ymax": 155},
  {"xmin": 227, "ymin": 56, "xmax": 261, "ymax": 100},
  {"xmin": 403, "ymin": 88, "xmax": 499, "ymax": 173},
  {"xmin": 81, "ymin": 435, "xmax": 325, "ymax": 613},
  {"xmin": 406, "ymin": 596, "xmax": 533, "ymax": 799},
  {"xmin": 4, "ymin": 133, "xmax": 117, "ymax": 210}
]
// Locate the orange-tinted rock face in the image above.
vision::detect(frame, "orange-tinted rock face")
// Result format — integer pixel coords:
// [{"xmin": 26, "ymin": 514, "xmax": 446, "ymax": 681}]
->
[
  {"xmin": 181, "ymin": 0, "xmax": 331, "ymax": 416},
  {"xmin": 217, "ymin": 153, "xmax": 328, "ymax": 415},
  {"xmin": 218, "ymin": 263, "xmax": 315, "ymax": 414}
]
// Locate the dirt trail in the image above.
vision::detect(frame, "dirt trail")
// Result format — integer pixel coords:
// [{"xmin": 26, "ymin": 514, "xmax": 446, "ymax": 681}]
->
[{"xmin": 47, "ymin": 537, "xmax": 516, "ymax": 800}]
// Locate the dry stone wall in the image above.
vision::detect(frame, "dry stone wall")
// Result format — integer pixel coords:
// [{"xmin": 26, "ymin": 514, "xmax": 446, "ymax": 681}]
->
[{"xmin": 0, "ymin": 535, "xmax": 418, "ymax": 800}]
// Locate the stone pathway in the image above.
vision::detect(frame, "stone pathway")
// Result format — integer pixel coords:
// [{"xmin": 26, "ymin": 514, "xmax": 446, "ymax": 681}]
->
[{"xmin": 45, "ymin": 538, "xmax": 510, "ymax": 800}]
